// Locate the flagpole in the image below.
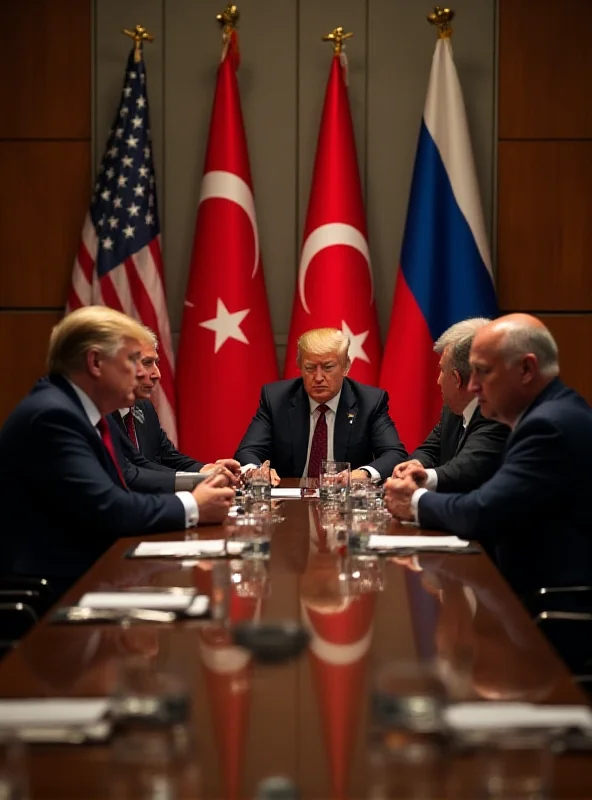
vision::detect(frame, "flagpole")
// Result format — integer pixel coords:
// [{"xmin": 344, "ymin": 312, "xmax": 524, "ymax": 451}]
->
[
  {"xmin": 122, "ymin": 23, "xmax": 154, "ymax": 62},
  {"xmin": 321, "ymin": 26, "xmax": 353, "ymax": 54},
  {"xmin": 427, "ymin": 5, "xmax": 455, "ymax": 38}
]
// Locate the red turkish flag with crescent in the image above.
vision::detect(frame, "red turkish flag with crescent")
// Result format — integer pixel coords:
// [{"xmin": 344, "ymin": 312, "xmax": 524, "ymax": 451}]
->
[
  {"xmin": 284, "ymin": 54, "xmax": 381, "ymax": 383},
  {"xmin": 176, "ymin": 33, "xmax": 278, "ymax": 462}
]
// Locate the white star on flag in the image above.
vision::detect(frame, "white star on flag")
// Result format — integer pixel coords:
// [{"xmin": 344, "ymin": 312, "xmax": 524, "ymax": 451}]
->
[
  {"xmin": 199, "ymin": 298, "xmax": 250, "ymax": 354},
  {"xmin": 342, "ymin": 320, "xmax": 370, "ymax": 365}
]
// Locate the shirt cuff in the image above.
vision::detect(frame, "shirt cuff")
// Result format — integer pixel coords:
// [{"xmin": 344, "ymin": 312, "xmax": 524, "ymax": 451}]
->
[
  {"xmin": 176, "ymin": 491, "xmax": 199, "ymax": 528},
  {"xmin": 360, "ymin": 466, "xmax": 381, "ymax": 483},
  {"xmin": 424, "ymin": 469, "xmax": 438, "ymax": 491},
  {"xmin": 175, "ymin": 472, "xmax": 202, "ymax": 491},
  {"xmin": 411, "ymin": 488, "xmax": 428, "ymax": 525},
  {"xmin": 240, "ymin": 463, "xmax": 258, "ymax": 473}
]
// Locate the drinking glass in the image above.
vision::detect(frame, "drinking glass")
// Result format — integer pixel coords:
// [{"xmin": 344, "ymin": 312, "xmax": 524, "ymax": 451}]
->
[
  {"xmin": 299, "ymin": 477, "xmax": 318, "ymax": 499},
  {"xmin": 319, "ymin": 461, "xmax": 351, "ymax": 506},
  {"xmin": 226, "ymin": 513, "xmax": 272, "ymax": 560},
  {"xmin": 474, "ymin": 729, "xmax": 553, "ymax": 800}
]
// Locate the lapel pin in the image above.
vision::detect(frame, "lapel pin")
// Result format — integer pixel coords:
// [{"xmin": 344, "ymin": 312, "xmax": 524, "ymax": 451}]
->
[{"xmin": 347, "ymin": 412, "xmax": 355, "ymax": 425}]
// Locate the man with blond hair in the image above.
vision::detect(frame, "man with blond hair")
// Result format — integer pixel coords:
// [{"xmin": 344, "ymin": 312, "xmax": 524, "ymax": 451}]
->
[
  {"xmin": 235, "ymin": 327, "xmax": 407, "ymax": 482},
  {"xmin": 0, "ymin": 306, "xmax": 234, "ymax": 593},
  {"xmin": 385, "ymin": 313, "xmax": 592, "ymax": 598},
  {"xmin": 393, "ymin": 318, "xmax": 509, "ymax": 493}
]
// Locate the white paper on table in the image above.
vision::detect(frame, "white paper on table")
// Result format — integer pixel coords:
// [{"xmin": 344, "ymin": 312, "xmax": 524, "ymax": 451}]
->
[
  {"xmin": 133, "ymin": 540, "xmax": 226, "ymax": 558},
  {"xmin": 0, "ymin": 699, "xmax": 110, "ymax": 728},
  {"xmin": 367, "ymin": 534, "xmax": 470, "ymax": 550},
  {"xmin": 271, "ymin": 488, "xmax": 306, "ymax": 499},
  {"xmin": 445, "ymin": 702, "xmax": 592, "ymax": 731},
  {"xmin": 78, "ymin": 592, "xmax": 209, "ymax": 616}
]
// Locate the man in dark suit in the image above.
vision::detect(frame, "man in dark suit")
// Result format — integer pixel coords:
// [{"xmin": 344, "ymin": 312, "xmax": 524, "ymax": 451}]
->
[
  {"xmin": 112, "ymin": 341, "xmax": 240, "ymax": 493},
  {"xmin": 393, "ymin": 318, "xmax": 509, "ymax": 494},
  {"xmin": 0, "ymin": 306, "xmax": 234, "ymax": 590},
  {"xmin": 385, "ymin": 314, "xmax": 592, "ymax": 598},
  {"xmin": 235, "ymin": 328, "xmax": 407, "ymax": 481}
]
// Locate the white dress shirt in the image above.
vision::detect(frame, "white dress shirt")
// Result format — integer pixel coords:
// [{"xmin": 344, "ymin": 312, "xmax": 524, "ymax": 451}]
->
[{"xmin": 68, "ymin": 384, "xmax": 198, "ymax": 527}]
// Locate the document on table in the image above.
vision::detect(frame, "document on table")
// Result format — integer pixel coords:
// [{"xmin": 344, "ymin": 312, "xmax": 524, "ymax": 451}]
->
[
  {"xmin": 367, "ymin": 534, "xmax": 470, "ymax": 550},
  {"xmin": 130, "ymin": 540, "xmax": 244, "ymax": 558},
  {"xmin": 78, "ymin": 591, "xmax": 209, "ymax": 616},
  {"xmin": 0, "ymin": 699, "xmax": 112, "ymax": 743},
  {"xmin": 445, "ymin": 702, "xmax": 592, "ymax": 731},
  {"xmin": 271, "ymin": 488, "xmax": 307, "ymax": 499}
]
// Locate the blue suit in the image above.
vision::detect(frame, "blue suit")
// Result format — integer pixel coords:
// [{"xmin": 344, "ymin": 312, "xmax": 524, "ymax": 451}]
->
[
  {"xmin": 0, "ymin": 376, "xmax": 185, "ymax": 583},
  {"xmin": 418, "ymin": 379, "xmax": 592, "ymax": 597}
]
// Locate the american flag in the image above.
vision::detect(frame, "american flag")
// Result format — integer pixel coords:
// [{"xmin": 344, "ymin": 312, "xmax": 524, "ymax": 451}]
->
[{"xmin": 67, "ymin": 48, "xmax": 177, "ymax": 441}]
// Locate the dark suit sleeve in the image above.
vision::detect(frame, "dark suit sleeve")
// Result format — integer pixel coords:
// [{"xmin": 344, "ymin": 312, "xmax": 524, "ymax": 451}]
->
[
  {"xmin": 418, "ymin": 416, "xmax": 566, "ymax": 540},
  {"xmin": 145, "ymin": 403, "xmax": 204, "ymax": 472},
  {"xmin": 433, "ymin": 418, "xmax": 509, "ymax": 493},
  {"xmin": 113, "ymin": 423, "xmax": 177, "ymax": 494},
  {"xmin": 410, "ymin": 422, "xmax": 442, "ymax": 469},
  {"xmin": 234, "ymin": 386, "xmax": 274, "ymax": 466},
  {"xmin": 366, "ymin": 391, "xmax": 408, "ymax": 479},
  {"xmin": 35, "ymin": 408, "xmax": 186, "ymax": 537}
]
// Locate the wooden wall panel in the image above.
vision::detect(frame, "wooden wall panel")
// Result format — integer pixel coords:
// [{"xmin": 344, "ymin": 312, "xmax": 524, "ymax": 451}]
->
[
  {"xmin": 0, "ymin": 0, "xmax": 91, "ymax": 139},
  {"xmin": 0, "ymin": 312, "xmax": 61, "ymax": 424},
  {"xmin": 499, "ymin": 0, "xmax": 592, "ymax": 140},
  {"xmin": 0, "ymin": 141, "xmax": 90, "ymax": 307},
  {"xmin": 542, "ymin": 315, "xmax": 592, "ymax": 405},
  {"xmin": 497, "ymin": 140, "xmax": 592, "ymax": 310}
]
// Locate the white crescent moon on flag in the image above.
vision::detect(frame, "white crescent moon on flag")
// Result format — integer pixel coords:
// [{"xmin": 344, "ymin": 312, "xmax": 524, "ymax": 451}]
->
[
  {"xmin": 199, "ymin": 170, "xmax": 260, "ymax": 278},
  {"xmin": 298, "ymin": 222, "xmax": 373, "ymax": 314},
  {"xmin": 301, "ymin": 604, "xmax": 374, "ymax": 664}
]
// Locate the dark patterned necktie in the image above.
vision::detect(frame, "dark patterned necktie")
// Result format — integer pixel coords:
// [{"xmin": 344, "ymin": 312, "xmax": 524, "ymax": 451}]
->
[
  {"xmin": 124, "ymin": 407, "xmax": 139, "ymax": 449},
  {"xmin": 97, "ymin": 416, "xmax": 127, "ymax": 488},
  {"xmin": 307, "ymin": 404, "xmax": 329, "ymax": 478}
]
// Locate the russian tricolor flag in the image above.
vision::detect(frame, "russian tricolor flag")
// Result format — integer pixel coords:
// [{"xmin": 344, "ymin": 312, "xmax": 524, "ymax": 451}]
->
[{"xmin": 379, "ymin": 36, "xmax": 498, "ymax": 452}]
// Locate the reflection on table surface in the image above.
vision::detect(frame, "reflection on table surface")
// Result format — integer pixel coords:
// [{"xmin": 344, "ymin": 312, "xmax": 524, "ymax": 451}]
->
[{"xmin": 0, "ymin": 490, "xmax": 589, "ymax": 799}]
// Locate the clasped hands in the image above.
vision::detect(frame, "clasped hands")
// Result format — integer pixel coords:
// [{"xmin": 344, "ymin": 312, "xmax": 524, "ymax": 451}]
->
[{"xmin": 383, "ymin": 459, "xmax": 426, "ymax": 523}]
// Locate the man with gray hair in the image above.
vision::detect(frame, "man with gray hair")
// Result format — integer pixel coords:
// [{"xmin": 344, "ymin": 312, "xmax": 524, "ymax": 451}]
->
[
  {"xmin": 393, "ymin": 318, "xmax": 509, "ymax": 493},
  {"xmin": 385, "ymin": 313, "xmax": 592, "ymax": 598},
  {"xmin": 235, "ymin": 327, "xmax": 407, "ymax": 481}
]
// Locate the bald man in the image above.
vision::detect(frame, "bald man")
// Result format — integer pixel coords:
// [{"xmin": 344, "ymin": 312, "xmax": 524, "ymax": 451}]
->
[{"xmin": 385, "ymin": 314, "xmax": 592, "ymax": 599}]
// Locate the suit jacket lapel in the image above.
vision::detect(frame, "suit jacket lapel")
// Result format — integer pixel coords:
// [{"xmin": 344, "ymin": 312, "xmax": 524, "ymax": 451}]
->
[
  {"xmin": 333, "ymin": 380, "xmax": 357, "ymax": 462},
  {"xmin": 289, "ymin": 387, "xmax": 311, "ymax": 477}
]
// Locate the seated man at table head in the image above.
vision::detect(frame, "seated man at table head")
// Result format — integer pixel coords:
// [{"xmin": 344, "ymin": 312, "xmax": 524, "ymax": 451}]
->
[
  {"xmin": 235, "ymin": 327, "xmax": 408, "ymax": 482},
  {"xmin": 393, "ymin": 317, "xmax": 510, "ymax": 494},
  {"xmin": 384, "ymin": 313, "xmax": 592, "ymax": 599},
  {"xmin": 0, "ymin": 306, "xmax": 234, "ymax": 592},
  {"xmin": 112, "ymin": 336, "xmax": 240, "ymax": 493}
]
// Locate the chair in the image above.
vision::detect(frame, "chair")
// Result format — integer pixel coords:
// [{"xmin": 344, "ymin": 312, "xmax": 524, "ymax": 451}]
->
[
  {"xmin": 0, "ymin": 576, "xmax": 56, "ymax": 616},
  {"xmin": 0, "ymin": 591, "xmax": 43, "ymax": 617},
  {"xmin": 534, "ymin": 611, "xmax": 592, "ymax": 694},
  {"xmin": 526, "ymin": 585, "xmax": 592, "ymax": 617}
]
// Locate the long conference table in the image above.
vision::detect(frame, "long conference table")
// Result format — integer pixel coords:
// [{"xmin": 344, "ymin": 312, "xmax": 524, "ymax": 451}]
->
[{"xmin": 0, "ymin": 484, "xmax": 591, "ymax": 799}]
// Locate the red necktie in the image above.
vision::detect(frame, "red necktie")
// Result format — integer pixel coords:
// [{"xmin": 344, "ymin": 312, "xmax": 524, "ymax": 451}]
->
[
  {"xmin": 124, "ymin": 407, "xmax": 139, "ymax": 449},
  {"xmin": 97, "ymin": 416, "xmax": 127, "ymax": 488},
  {"xmin": 307, "ymin": 404, "xmax": 329, "ymax": 478}
]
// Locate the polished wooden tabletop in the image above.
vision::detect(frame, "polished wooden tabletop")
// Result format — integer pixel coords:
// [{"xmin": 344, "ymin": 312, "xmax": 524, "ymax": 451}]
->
[{"xmin": 0, "ymin": 490, "xmax": 590, "ymax": 799}]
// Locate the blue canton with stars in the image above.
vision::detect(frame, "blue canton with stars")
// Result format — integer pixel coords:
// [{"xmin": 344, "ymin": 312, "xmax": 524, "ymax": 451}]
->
[{"xmin": 90, "ymin": 49, "xmax": 160, "ymax": 277}]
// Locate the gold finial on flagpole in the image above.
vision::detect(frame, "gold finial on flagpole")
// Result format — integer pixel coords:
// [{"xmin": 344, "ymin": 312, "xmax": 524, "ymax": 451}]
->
[
  {"xmin": 122, "ymin": 24, "xmax": 154, "ymax": 62},
  {"xmin": 427, "ymin": 7, "xmax": 455, "ymax": 39},
  {"xmin": 322, "ymin": 26, "xmax": 353, "ymax": 55},
  {"xmin": 216, "ymin": 4, "xmax": 239, "ymax": 59}
]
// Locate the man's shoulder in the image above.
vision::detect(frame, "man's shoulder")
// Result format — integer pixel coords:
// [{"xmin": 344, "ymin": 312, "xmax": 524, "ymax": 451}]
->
[
  {"xmin": 344, "ymin": 378, "xmax": 385, "ymax": 403},
  {"xmin": 260, "ymin": 378, "xmax": 304, "ymax": 404}
]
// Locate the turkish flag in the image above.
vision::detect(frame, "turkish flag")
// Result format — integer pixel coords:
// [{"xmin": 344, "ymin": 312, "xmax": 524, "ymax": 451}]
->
[
  {"xmin": 176, "ymin": 32, "xmax": 278, "ymax": 462},
  {"xmin": 284, "ymin": 54, "xmax": 381, "ymax": 384}
]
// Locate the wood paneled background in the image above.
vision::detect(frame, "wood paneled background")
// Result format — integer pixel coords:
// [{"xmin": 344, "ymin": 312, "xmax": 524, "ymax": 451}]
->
[
  {"xmin": 0, "ymin": 1, "xmax": 91, "ymax": 422},
  {"xmin": 1, "ymin": 0, "xmax": 590, "ymax": 425},
  {"xmin": 497, "ymin": 0, "xmax": 592, "ymax": 401}
]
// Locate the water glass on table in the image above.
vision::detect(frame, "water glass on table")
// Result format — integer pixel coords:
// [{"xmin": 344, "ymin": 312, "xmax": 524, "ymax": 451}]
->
[
  {"xmin": 226, "ymin": 513, "xmax": 272, "ymax": 560},
  {"xmin": 319, "ymin": 460, "xmax": 351, "ymax": 506},
  {"xmin": 245, "ymin": 465, "xmax": 272, "ymax": 512}
]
